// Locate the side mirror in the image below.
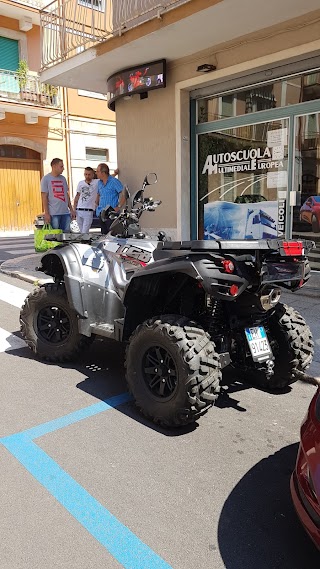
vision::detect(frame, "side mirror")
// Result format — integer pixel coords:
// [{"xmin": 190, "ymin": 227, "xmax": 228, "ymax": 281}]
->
[{"xmin": 144, "ymin": 172, "xmax": 157, "ymax": 186}]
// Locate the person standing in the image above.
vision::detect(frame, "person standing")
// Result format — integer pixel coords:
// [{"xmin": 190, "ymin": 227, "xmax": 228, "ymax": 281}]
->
[
  {"xmin": 41, "ymin": 158, "xmax": 74, "ymax": 231},
  {"xmin": 95, "ymin": 163, "xmax": 126, "ymax": 234},
  {"xmin": 73, "ymin": 167, "xmax": 98, "ymax": 233}
]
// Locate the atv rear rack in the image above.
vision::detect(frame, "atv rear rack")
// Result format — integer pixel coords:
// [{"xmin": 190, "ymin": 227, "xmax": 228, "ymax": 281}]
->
[{"xmin": 157, "ymin": 238, "xmax": 315, "ymax": 254}]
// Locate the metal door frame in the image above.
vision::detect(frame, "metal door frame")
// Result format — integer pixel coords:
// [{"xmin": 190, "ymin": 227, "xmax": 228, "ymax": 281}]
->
[{"xmin": 191, "ymin": 98, "xmax": 320, "ymax": 239}]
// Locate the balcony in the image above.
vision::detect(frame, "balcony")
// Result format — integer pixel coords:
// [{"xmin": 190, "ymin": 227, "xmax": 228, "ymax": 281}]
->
[
  {"xmin": 39, "ymin": 0, "xmax": 320, "ymax": 94},
  {"xmin": 40, "ymin": 0, "xmax": 192, "ymax": 70},
  {"xmin": 9, "ymin": 0, "xmax": 46, "ymax": 7},
  {"xmin": 0, "ymin": 68, "xmax": 61, "ymax": 109}
]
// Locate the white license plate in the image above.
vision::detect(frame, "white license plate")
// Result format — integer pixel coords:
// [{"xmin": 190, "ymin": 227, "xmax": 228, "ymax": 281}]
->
[{"xmin": 245, "ymin": 326, "xmax": 272, "ymax": 362}]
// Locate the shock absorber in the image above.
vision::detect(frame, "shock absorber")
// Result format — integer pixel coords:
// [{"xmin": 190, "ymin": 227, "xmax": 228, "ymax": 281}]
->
[{"xmin": 205, "ymin": 296, "xmax": 225, "ymax": 344}]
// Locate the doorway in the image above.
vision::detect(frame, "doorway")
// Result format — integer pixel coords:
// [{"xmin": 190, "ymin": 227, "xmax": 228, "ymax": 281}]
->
[{"xmin": 0, "ymin": 145, "xmax": 42, "ymax": 231}]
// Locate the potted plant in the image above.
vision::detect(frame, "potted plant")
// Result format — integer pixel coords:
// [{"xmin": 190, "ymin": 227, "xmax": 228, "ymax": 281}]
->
[
  {"xmin": 40, "ymin": 83, "xmax": 48, "ymax": 104},
  {"xmin": 49, "ymin": 84, "xmax": 58, "ymax": 106},
  {"xmin": 16, "ymin": 60, "xmax": 29, "ymax": 100}
]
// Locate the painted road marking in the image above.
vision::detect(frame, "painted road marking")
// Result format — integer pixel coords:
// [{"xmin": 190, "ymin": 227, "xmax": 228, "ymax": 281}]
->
[
  {"xmin": 0, "ymin": 326, "xmax": 26, "ymax": 353},
  {"xmin": 1, "ymin": 393, "xmax": 173, "ymax": 569},
  {"xmin": 0, "ymin": 280, "xmax": 29, "ymax": 308}
]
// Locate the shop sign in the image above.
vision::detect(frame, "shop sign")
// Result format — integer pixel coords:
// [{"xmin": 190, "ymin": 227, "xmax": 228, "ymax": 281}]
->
[{"xmin": 202, "ymin": 146, "xmax": 285, "ymax": 176}]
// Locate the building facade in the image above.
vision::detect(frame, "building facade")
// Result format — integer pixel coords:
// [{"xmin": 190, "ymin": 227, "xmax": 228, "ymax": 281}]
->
[
  {"xmin": 0, "ymin": 0, "xmax": 117, "ymax": 231},
  {"xmin": 39, "ymin": 0, "xmax": 320, "ymax": 265}
]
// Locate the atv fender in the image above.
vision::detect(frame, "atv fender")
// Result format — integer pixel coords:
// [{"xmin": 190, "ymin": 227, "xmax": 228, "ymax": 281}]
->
[{"xmin": 39, "ymin": 247, "xmax": 87, "ymax": 318}]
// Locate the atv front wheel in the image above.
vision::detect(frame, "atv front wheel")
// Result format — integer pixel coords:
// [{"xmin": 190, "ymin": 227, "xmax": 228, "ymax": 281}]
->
[
  {"xmin": 20, "ymin": 283, "xmax": 94, "ymax": 362},
  {"xmin": 242, "ymin": 303, "xmax": 314, "ymax": 390},
  {"xmin": 125, "ymin": 315, "xmax": 221, "ymax": 427}
]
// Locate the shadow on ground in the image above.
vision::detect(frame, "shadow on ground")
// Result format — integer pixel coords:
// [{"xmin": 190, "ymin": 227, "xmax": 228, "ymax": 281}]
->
[
  {"xmin": 217, "ymin": 443, "xmax": 319, "ymax": 569},
  {"xmin": 6, "ymin": 334, "xmax": 296, "ymax": 437}
]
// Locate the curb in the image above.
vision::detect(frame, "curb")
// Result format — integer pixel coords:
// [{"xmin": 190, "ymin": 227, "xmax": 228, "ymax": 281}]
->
[{"xmin": 0, "ymin": 267, "xmax": 53, "ymax": 286}]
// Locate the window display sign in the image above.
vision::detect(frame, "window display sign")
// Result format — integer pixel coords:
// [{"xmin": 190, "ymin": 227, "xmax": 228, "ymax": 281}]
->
[
  {"xmin": 204, "ymin": 200, "xmax": 279, "ymax": 240},
  {"xmin": 107, "ymin": 59, "xmax": 166, "ymax": 110}
]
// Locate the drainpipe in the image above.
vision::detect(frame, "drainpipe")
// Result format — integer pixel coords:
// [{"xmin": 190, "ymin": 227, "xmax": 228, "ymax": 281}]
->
[{"xmin": 61, "ymin": 86, "xmax": 73, "ymax": 198}]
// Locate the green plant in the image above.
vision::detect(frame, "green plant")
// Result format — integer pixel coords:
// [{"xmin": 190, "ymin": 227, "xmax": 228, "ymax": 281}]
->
[{"xmin": 16, "ymin": 59, "xmax": 29, "ymax": 90}]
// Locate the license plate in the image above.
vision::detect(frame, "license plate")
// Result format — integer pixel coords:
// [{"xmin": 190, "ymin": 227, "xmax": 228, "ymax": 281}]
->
[{"xmin": 245, "ymin": 326, "xmax": 272, "ymax": 362}]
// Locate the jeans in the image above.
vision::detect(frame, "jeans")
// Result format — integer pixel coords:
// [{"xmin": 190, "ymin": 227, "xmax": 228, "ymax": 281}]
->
[{"xmin": 50, "ymin": 214, "xmax": 71, "ymax": 231}]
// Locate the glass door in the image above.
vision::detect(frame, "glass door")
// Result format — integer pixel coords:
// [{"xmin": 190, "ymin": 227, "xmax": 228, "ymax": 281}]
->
[
  {"xmin": 292, "ymin": 110, "xmax": 320, "ymax": 268},
  {"xmin": 197, "ymin": 118, "xmax": 289, "ymax": 240}
]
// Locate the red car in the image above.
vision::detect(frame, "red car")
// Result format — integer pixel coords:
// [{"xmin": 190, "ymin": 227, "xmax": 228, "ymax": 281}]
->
[
  {"xmin": 300, "ymin": 196, "xmax": 320, "ymax": 232},
  {"xmin": 291, "ymin": 388, "xmax": 320, "ymax": 550}
]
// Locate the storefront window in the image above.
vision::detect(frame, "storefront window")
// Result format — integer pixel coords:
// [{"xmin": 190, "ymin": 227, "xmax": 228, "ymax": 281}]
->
[
  {"xmin": 198, "ymin": 119, "xmax": 289, "ymax": 240},
  {"xmin": 197, "ymin": 71, "xmax": 320, "ymax": 124}
]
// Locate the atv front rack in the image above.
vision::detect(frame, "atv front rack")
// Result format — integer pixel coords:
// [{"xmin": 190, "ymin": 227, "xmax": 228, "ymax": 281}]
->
[{"xmin": 44, "ymin": 233, "xmax": 101, "ymax": 243}]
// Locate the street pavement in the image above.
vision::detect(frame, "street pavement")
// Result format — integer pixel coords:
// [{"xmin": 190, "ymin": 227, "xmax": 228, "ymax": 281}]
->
[
  {"xmin": 0, "ymin": 235, "xmax": 35, "ymax": 265},
  {"xmin": 0, "ymin": 238, "xmax": 320, "ymax": 568}
]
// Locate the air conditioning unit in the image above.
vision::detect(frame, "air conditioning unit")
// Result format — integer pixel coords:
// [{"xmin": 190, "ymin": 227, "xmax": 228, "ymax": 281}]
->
[
  {"xmin": 25, "ymin": 112, "xmax": 38, "ymax": 124},
  {"xmin": 19, "ymin": 17, "xmax": 33, "ymax": 32}
]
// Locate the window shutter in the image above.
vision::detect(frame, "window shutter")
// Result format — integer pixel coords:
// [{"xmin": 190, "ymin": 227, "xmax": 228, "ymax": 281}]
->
[{"xmin": 0, "ymin": 37, "xmax": 19, "ymax": 71}]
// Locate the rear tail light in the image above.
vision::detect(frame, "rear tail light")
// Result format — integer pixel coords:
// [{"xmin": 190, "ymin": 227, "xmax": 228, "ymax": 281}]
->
[
  {"xmin": 222, "ymin": 259, "xmax": 235, "ymax": 273},
  {"xmin": 229, "ymin": 284, "xmax": 239, "ymax": 296},
  {"xmin": 282, "ymin": 241, "xmax": 304, "ymax": 256}
]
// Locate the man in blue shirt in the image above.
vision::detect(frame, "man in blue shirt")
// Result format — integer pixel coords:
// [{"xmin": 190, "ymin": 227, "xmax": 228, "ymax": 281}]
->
[{"xmin": 95, "ymin": 163, "xmax": 125, "ymax": 234}]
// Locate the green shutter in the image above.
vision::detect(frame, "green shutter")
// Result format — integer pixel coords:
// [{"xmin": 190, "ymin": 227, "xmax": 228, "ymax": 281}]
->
[{"xmin": 0, "ymin": 37, "xmax": 19, "ymax": 71}]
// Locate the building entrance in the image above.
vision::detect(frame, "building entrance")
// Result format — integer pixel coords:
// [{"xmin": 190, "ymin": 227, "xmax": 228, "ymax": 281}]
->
[
  {"xmin": 0, "ymin": 145, "xmax": 42, "ymax": 231},
  {"xmin": 192, "ymin": 70, "xmax": 320, "ymax": 268}
]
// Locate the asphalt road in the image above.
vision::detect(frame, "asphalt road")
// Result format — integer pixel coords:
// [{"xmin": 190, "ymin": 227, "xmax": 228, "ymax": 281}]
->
[
  {"xmin": 0, "ymin": 269, "xmax": 319, "ymax": 568},
  {"xmin": 0, "ymin": 235, "xmax": 35, "ymax": 264}
]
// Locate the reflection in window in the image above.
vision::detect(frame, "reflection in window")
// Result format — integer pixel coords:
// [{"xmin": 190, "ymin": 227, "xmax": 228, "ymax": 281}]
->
[
  {"xmin": 197, "ymin": 70, "xmax": 320, "ymax": 124},
  {"xmin": 293, "ymin": 112, "xmax": 320, "ymax": 239}
]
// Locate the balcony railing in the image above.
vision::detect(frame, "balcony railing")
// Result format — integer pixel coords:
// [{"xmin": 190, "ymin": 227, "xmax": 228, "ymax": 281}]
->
[
  {"xmin": 0, "ymin": 68, "xmax": 61, "ymax": 108},
  {"xmin": 9, "ymin": 0, "xmax": 47, "ymax": 7},
  {"xmin": 40, "ymin": 0, "xmax": 192, "ymax": 70}
]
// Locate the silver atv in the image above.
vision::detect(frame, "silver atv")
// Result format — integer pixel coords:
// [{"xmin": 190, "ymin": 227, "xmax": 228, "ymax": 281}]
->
[{"xmin": 20, "ymin": 173, "xmax": 314, "ymax": 427}]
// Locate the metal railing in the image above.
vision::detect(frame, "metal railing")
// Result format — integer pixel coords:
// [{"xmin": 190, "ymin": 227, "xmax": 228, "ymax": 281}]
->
[
  {"xmin": 0, "ymin": 69, "xmax": 61, "ymax": 108},
  {"xmin": 40, "ymin": 0, "xmax": 192, "ymax": 69},
  {"xmin": 10, "ymin": 0, "xmax": 47, "ymax": 8}
]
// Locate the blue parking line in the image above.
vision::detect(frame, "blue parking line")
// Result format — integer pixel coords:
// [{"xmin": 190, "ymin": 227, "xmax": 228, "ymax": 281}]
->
[
  {"xmin": 23, "ymin": 392, "xmax": 132, "ymax": 439},
  {"xmin": 1, "ymin": 393, "xmax": 173, "ymax": 569}
]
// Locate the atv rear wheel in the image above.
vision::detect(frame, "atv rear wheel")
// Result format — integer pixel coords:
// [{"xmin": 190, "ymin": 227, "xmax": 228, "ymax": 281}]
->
[
  {"xmin": 242, "ymin": 303, "xmax": 314, "ymax": 390},
  {"xmin": 125, "ymin": 315, "xmax": 221, "ymax": 427},
  {"xmin": 20, "ymin": 283, "xmax": 94, "ymax": 362}
]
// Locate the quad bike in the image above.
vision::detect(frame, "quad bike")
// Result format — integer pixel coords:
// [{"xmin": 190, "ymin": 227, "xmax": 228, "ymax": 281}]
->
[{"xmin": 20, "ymin": 174, "xmax": 315, "ymax": 427}]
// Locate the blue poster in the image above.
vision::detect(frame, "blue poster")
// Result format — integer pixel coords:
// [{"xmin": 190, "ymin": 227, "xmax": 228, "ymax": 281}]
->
[{"xmin": 204, "ymin": 201, "xmax": 279, "ymax": 240}]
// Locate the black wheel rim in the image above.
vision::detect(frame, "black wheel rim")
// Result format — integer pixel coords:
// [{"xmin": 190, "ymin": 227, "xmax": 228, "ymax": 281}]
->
[
  {"xmin": 37, "ymin": 304, "xmax": 71, "ymax": 344},
  {"xmin": 142, "ymin": 345, "xmax": 178, "ymax": 399}
]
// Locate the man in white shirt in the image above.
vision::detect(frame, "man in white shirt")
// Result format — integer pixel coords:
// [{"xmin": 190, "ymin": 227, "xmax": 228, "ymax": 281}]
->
[{"xmin": 73, "ymin": 167, "xmax": 98, "ymax": 233}]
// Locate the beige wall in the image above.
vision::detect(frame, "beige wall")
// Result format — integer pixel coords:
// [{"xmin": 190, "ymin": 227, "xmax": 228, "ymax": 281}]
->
[
  {"xmin": 115, "ymin": 10, "xmax": 320, "ymax": 237},
  {"xmin": 67, "ymin": 88, "xmax": 115, "ymax": 121},
  {"xmin": 116, "ymin": 81, "xmax": 176, "ymax": 231}
]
